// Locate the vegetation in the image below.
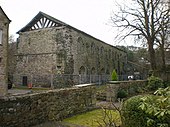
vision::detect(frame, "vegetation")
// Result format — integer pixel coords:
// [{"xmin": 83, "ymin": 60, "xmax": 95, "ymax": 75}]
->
[
  {"xmin": 62, "ymin": 77, "xmax": 169, "ymax": 127},
  {"xmin": 139, "ymin": 87, "xmax": 170, "ymax": 127},
  {"xmin": 147, "ymin": 75, "xmax": 164, "ymax": 91},
  {"xmin": 117, "ymin": 89, "xmax": 128, "ymax": 99},
  {"xmin": 164, "ymin": 81, "xmax": 170, "ymax": 88},
  {"xmin": 116, "ymin": 80, "xmax": 148, "ymax": 100},
  {"xmin": 63, "ymin": 109, "xmax": 121, "ymax": 127},
  {"xmin": 121, "ymin": 95, "xmax": 148, "ymax": 127},
  {"xmin": 111, "ymin": 69, "xmax": 118, "ymax": 81},
  {"xmin": 121, "ymin": 87, "xmax": 170, "ymax": 127},
  {"xmin": 111, "ymin": 0, "xmax": 170, "ymax": 70}
]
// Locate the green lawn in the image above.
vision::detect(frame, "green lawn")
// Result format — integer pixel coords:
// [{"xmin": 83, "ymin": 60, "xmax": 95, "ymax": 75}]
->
[{"xmin": 63, "ymin": 109, "xmax": 121, "ymax": 127}]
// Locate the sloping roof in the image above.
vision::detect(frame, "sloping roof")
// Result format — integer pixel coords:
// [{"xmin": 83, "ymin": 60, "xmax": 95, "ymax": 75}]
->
[
  {"xmin": 17, "ymin": 11, "xmax": 68, "ymax": 33},
  {"xmin": 17, "ymin": 11, "xmax": 126, "ymax": 53},
  {"xmin": 0, "ymin": 6, "xmax": 11, "ymax": 23}
]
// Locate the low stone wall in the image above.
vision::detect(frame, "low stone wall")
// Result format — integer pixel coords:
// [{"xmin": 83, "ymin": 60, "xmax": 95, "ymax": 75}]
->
[
  {"xmin": 106, "ymin": 80, "xmax": 147, "ymax": 102},
  {"xmin": 0, "ymin": 86, "xmax": 96, "ymax": 127}
]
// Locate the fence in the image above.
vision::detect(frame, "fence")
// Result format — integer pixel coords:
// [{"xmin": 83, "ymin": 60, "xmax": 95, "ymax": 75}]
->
[{"xmin": 12, "ymin": 73, "xmax": 147, "ymax": 88}]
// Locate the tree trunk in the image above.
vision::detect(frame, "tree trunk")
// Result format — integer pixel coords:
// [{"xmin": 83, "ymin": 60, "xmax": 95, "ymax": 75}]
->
[
  {"xmin": 148, "ymin": 42, "xmax": 157, "ymax": 70},
  {"xmin": 160, "ymin": 45, "xmax": 166, "ymax": 71}
]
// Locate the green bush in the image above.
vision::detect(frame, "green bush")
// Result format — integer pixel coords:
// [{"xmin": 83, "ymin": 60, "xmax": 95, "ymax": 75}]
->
[
  {"xmin": 111, "ymin": 69, "xmax": 118, "ymax": 81},
  {"xmin": 147, "ymin": 75, "xmax": 164, "ymax": 91},
  {"xmin": 121, "ymin": 95, "xmax": 149, "ymax": 127},
  {"xmin": 139, "ymin": 87, "xmax": 170, "ymax": 127},
  {"xmin": 121, "ymin": 87, "xmax": 170, "ymax": 127},
  {"xmin": 117, "ymin": 89, "xmax": 128, "ymax": 99},
  {"xmin": 163, "ymin": 81, "xmax": 170, "ymax": 88}
]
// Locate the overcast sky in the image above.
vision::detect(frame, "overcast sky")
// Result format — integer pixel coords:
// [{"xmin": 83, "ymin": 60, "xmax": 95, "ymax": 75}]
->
[{"xmin": 0, "ymin": 0, "xmax": 132, "ymax": 46}]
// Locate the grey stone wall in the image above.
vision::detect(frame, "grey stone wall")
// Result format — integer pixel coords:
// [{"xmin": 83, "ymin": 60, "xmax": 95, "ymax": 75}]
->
[
  {"xmin": 106, "ymin": 80, "xmax": 147, "ymax": 102},
  {"xmin": 14, "ymin": 23, "xmax": 127, "ymax": 86},
  {"xmin": 8, "ymin": 42, "xmax": 17, "ymax": 83},
  {"xmin": 70, "ymin": 28, "xmax": 127, "ymax": 76},
  {"xmin": 0, "ymin": 7, "xmax": 10, "ymax": 96},
  {"xmin": 0, "ymin": 86, "xmax": 96, "ymax": 127}
]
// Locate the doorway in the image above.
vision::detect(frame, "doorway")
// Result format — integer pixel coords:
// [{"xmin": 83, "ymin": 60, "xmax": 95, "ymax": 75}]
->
[{"xmin": 22, "ymin": 76, "xmax": 28, "ymax": 86}]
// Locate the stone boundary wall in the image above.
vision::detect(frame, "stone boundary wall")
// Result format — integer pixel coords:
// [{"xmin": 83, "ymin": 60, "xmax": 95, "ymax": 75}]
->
[
  {"xmin": 106, "ymin": 80, "xmax": 147, "ymax": 102},
  {"xmin": 0, "ymin": 86, "xmax": 96, "ymax": 127}
]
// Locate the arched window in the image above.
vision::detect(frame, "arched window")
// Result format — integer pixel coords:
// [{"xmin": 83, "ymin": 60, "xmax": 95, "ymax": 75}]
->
[
  {"xmin": 100, "ymin": 68, "xmax": 105, "ymax": 75},
  {"xmin": 79, "ymin": 66, "xmax": 86, "ymax": 75},
  {"xmin": 91, "ymin": 42, "xmax": 95, "ymax": 54},
  {"xmin": 86, "ymin": 43, "xmax": 90, "ymax": 52},
  {"xmin": 91, "ymin": 67, "xmax": 96, "ymax": 74},
  {"xmin": 106, "ymin": 69, "xmax": 110, "ymax": 74},
  {"xmin": 0, "ymin": 29, "xmax": 2, "ymax": 45},
  {"xmin": 96, "ymin": 46, "xmax": 99, "ymax": 54},
  {"xmin": 115, "ymin": 52, "xmax": 117, "ymax": 59},
  {"xmin": 100, "ymin": 46, "xmax": 104, "ymax": 55},
  {"xmin": 105, "ymin": 49, "xmax": 108, "ymax": 59},
  {"xmin": 77, "ymin": 37, "xmax": 83, "ymax": 52},
  {"xmin": 109, "ymin": 49, "xmax": 111, "ymax": 59}
]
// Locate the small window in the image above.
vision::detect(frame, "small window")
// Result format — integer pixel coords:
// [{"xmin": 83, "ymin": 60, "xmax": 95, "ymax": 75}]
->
[
  {"xmin": 0, "ymin": 29, "xmax": 2, "ymax": 45},
  {"xmin": 0, "ymin": 57, "xmax": 2, "ymax": 63}
]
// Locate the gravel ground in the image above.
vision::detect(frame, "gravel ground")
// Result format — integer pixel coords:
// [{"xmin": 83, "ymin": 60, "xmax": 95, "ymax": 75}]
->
[{"xmin": 8, "ymin": 89, "xmax": 32, "ymax": 96}]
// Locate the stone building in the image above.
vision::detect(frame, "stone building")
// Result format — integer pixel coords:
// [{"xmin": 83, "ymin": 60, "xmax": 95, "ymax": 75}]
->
[
  {"xmin": 14, "ymin": 12, "xmax": 127, "ymax": 87},
  {"xmin": 0, "ymin": 6, "xmax": 11, "ymax": 96}
]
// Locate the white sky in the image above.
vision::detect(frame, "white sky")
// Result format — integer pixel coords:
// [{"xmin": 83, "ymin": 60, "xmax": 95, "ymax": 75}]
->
[{"xmin": 0, "ymin": 0, "xmax": 132, "ymax": 46}]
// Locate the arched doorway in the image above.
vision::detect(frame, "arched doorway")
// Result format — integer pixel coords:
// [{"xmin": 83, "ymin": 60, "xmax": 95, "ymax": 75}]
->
[
  {"xmin": 79, "ymin": 66, "xmax": 86, "ymax": 84},
  {"xmin": 79, "ymin": 66, "xmax": 86, "ymax": 75},
  {"xmin": 91, "ymin": 67, "xmax": 96, "ymax": 83}
]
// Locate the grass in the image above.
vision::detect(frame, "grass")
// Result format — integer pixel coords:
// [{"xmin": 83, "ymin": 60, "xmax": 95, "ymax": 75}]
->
[{"xmin": 63, "ymin": 109, "xmax": 121, "ymax": 127}]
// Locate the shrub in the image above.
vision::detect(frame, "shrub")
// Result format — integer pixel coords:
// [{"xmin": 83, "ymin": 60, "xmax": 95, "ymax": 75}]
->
[
  {"xmin": 163, "ymin": 81, "xmax": 170, "ymax": 88},
  {"xmin": 111, "ymin": 69, "xmax": 118, "ymax": 81},
  {"xmin": 121, "ymin": 87, "xmax": 170, "ymax": 127},
  {"xmin": 121, "ymin": 95, "xmax": 149, "ymax": 127},
  {"xmin": 147, "ymin": 75, "xmax": 164, "ymax": 91},
  {"xmin": 117, "ymin": 89, "xmax": 128, "ymax": 99},
  {"xmin": 139, "ymin": 87, "xmax": 170, "ymax": 127}
]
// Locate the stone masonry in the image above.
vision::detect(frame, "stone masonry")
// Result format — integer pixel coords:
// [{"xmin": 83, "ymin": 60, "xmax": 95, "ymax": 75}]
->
[
  {"xmin": 13, "ymin": 12, "xmax": 127, "ymax": 87},
  {"xmin": 0, "ymin": 86, "xmax": 96, "ymax": 127},
  {"xmin": 0, "ymin": 6, "xmax": 11, "ymax": 96}
]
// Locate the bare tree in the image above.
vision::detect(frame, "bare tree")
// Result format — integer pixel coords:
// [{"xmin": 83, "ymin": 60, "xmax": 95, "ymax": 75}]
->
[
  {"xmin": 155, "ymin": 18, "xmax": 169, "ymax": 70},
  {"xmin": 155, "ymin": 2, "xmax": 170, "ymax": 71},
  {"xmin": 9, "ymin": 34, "xmax": 15, "ymax": 43},
  {"xmin": 111, "ymin": 0, "xmax": 169, "ymax": 70}
]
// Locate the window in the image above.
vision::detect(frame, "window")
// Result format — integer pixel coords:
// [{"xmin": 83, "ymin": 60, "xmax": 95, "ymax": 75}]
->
[
  {"xmin": 79, "ymin": 66, "xmax": 86, "ymax": 75},
  {"xmin": 0, "ymin": 29, "xmax": 2, "ymax": 45},
  {"xmin": 0, "ymin": 57, "xmax": 2, "ymax": 63},
  {"xmin": 100, "ymin": 46, "xmax": 104, "ymax": 55},
  {"xmin": 77, "ymin": 37, "xmax": 83, "ymax": 52},
  {"xmin": 91, "ymin": 42, "xmax": 95, "ymax": 54}
]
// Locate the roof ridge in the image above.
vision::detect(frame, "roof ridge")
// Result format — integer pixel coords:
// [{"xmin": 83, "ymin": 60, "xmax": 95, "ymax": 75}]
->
[
  {"xmin": 17, "ymin": 11, "xmax": 67, "ymax": 33},
  {"xmin": 39, "ymin": 11, "xmax": 68, "ymax": 26}
]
